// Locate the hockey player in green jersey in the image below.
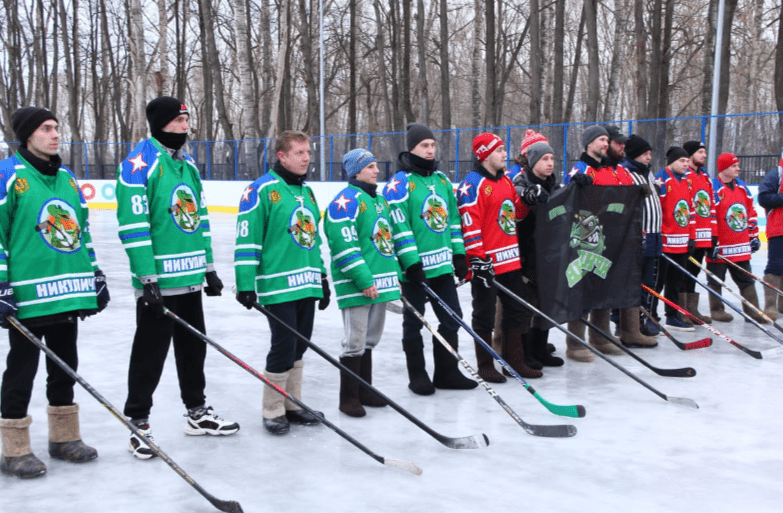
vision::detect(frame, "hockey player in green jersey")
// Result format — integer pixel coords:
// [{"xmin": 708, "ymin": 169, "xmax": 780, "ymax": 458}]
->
[
  {"xmin": 324, "ymin": 149, "xmax": 400, "ymax": 417},
  {"xmin": 117, "ymin": 97, "xmax": 238, "ymax": 460},
  {"xmin": 0, "ymin": 107, "xmax": 110, "ymax": 478},
  {"xmin": 383, "ymin": 123, "xmax": 477, "ymax": 395},
  {"xmin": 235, "ymin": 130, "xmax": 330, "ymax": 435}
]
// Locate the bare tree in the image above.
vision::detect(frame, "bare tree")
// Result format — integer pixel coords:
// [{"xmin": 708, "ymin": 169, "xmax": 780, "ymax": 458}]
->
[
  {"xmin": 128, "ymin": 0, "xmax": 147, "ymax": 142},
  {"xmin": 416, "ymin": 0, "xmax": 429, "ymax": 125},
  {"xmin": 584, "ymin": 0, "xmax": 600, "ymax": 122},
  {"xmin": 438, "ymin": 0, "xmax": 451, "ymax": 129}
]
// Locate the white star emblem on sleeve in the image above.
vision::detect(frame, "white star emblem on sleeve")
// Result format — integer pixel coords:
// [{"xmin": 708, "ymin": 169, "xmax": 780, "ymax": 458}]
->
[
  {"xmin": 458, "ymin": 183, "xmax": 472, "ymax": 197},
  {"xmin": 128, "ymin": 154, "xmax": 148, "ymax": 174},
  {"xmin": 335, "ymin": 194, "xmax": 353, "ymax": 211}
]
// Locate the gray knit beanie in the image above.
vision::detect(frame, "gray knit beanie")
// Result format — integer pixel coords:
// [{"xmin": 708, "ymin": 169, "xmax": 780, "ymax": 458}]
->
[
  {"xmin": 527, "ymin": 142, "xmax": 554, "ymax": 170},
  {"xmin": 580, "ymin": 125, "xmax": 609, "ymax": 150}
]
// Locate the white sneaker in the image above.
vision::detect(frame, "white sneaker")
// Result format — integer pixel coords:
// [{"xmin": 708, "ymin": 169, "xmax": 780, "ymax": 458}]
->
[
  {"xmin": 128, "ymin": 423, "xmax": 157, "ymax": 460},
  {"xmin": 184, "ymin": 406, "xmax": 240, "ymax": 436}
]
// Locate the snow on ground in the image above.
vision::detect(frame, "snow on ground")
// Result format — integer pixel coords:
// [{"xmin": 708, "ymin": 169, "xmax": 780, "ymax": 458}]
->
[{"xmin": 2, "ymin": 209, "xmax": 782, "ymax": 513}]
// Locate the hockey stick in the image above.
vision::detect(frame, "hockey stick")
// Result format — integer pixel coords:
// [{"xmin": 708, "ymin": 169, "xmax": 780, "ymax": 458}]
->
[
  {"xmin": 639, "ymin": 306, "xmax": 712, "ymax": 351},
  {"xmin": 642, "ymin": 284, "xmax": 783, "ymax": 359},
  {"xmin": 399, "ymin": 296, "xmax": 576, "ymax": 438},
  {"xmin": 663, "ymin": 254, "xmax": 783, "ymax": 346},
  {"xmin": 580, "ymin": 318, "xmax": 696, "ymax": 377},
  {"xmin": 490, "ymin": 280, "xmax": 699, "ymax": 409},
  {"xmin": 719, "ymin": 255, "xmax": 783, "ymax": 298},
  {"xmin": 249, "ymin": 302, "xmax": 488, "ymax": 450},
  {"xmin": 688, "ymin": 256, "xmax": 783, "ymax": 334},
  {"xmin": 6, "ymin": 315, "xmax": 243, "ymax": 513},
  {"xmin": 163, "ymin": 309, "xmax": 422, "ymax": 475},
  {"xmin": 386, "ymin": 280, "xmax": 469, "ymax": 315},
  {"xmin": 419, "ymin": 283, "xmax": 586, "ymax": 419}
]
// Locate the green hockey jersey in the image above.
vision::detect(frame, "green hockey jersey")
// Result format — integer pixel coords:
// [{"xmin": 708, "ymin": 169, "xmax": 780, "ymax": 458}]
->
[
  {"xmin": 234, "ymin": 170, "xmax": 326, "ymax": 305},
  {"xmin": 382, "ymin": 166, "xmax": 465, "ymax": 280},
  {"xmin": 0, "ymin": 153, "xmax": 98, "ymax": 319},
  {"xmin": 324, "ymin": 182, "xmax": 401, "ymax": 308},
  {"xmin": 116, "ymin": 138, "xmax": 214, "ymax": 290}
]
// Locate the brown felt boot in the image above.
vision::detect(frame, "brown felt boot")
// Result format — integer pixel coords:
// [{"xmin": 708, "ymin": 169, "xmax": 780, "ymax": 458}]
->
[
  {"xmin": 338, "ymin": 356, "xmax": 366, "ymax": 418},
  {"xmin": 358, "ymin": 350, "xmax": 388, "ymax": 407},
  {"xmin": 474, "ymin": 333, "xmax": 506, "ymax": 383},
  {"xmin": 1, "ymin": 415, "xmax": 46, "ymax": 479},
  {"xmin": 687, "ymin": 293, "xmax": 711, "ymax": 324},
  {"xmin": 709, "ymin": 284, "xmax": 734, "ymax": 322},
  {"xmin": 677, "ymin": 293, "xmax": 695, "ymax": 328},
  {"xmin": 588, "ymin": 309, "xmax": 623, "ymax": 355},
  {"xmin": 566, "ymin": 316, "xmax": 594, "ymax": 362},
  {"xmin": 619, "ymin": 308, "xmax": 658, "ymax": 348},
  {"xmin": 502, "ymin": 327, "xmax": 542, "ymax": 378},
  {"xmin": 262, "ymin": 369, "xmax": 290, "ymax": 435},
  {"xmin": 762, "ymin": 274, "xmax": 780, "ymax": 321},
  {"xmin": 47, "ymin": 404, "xmax": 98, "ymax": 463},
  {"xmin": 740, "ymin": 285, "xmax": 769, "ymax": 324},
  {"xmin": 285, "ymin": 360, "xmax": 322, "ymax": 425}
]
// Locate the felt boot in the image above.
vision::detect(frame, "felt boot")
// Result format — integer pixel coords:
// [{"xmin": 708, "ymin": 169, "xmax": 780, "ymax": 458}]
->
[
  {"xmin": 709, "ymin": 284, "xmax": 734, "ymax": 322},
  {"xmin": 474, "ymin": 333, "xmax": 506, "ymax": 383},
  {"xmin": 502, "ymin": 327, "xmax": 543, "ymax": 378},
  {"xmin": 522, "ymin": 332, "xmax": 543, "ymax": 370},
  {"xmin": 677, "ymin": 293, "xmax": 695, "ymax": 328},
  {"xmin": 358, "ymin": 350, "xmax": 388, "ymax": 407},
  {"xmin": 588, "ymin": 309, "xmax": 623, "ymax": 355},
  {"xmin": 687, "ymin": 293, "xmax": 712, "ymax": 324},
  {"xmin": 740, "ymin": 285, "xmax": 769, "ymax": 324},
  {"xmin": 47, "ymin": 404, "xmax": 97, "ymax": 463},
  {"xmin": 566, "ymin": 316, "xmax": 594, "ymax": 362},
  {"xmin": 402, "ymin": 337, "xmax": 435, "ymax": 395},
  {"xmin": 285, "ymin": 360, "xmax": 322, "ymax": 425},
  {"xmin": 0, "ymin": 416, "xmax": 46, "ymax": 479},
  {"xmin": 262, "ymin": 369, "xmax": 290, "ymax": 435},
  {"xmin": 762, "ymin": 274, "xmax": 780, "ymax": 321},
  {"xmin": 432, "ymin": 333, "xmax": 478, "ymax": 389},
  {"xmin": 619, "ymin": 308, "xmax": 658, "ymax": 348},
  {"xmin": 338, "ymin": 356, "xmax": 366, "ymax": 418},
  {"xmin": 530, "ymin": 327, "xmax": 563, "ymax": 366}
]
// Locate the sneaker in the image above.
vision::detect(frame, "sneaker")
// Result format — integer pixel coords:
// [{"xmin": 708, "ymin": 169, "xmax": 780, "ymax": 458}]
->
[
  {"xmin": 129, "ymin": 423, "xmax": 157, "ymax": 460},
  {"xmin": 640, "ymin": 319, "xmax": 660, "ymax": 337},
  {"xmin": 184, "ymin": 406, "xmax": 240, "ymax": 436},
  {"xmin": 665, "ymin": 316, "xmax": 695, "ymax": 332}
]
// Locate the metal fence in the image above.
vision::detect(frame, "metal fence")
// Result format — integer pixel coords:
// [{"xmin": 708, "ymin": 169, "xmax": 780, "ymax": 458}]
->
[{"xmin": 2, "ymin": 111, "xmax": 782, "ymax": 184}]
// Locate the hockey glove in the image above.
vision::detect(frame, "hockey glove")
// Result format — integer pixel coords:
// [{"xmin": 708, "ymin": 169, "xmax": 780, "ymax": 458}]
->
[
  {"xmin": 571, "ymin": 173, "xmax": 593, "ymax": 187},
  {"xmin": 94, "ymin": 269, "xmax": 110, "ymax": 312},
  {"xmin": 520, "ymin": 184, "xmax": 550, "ymax": 207},
  {"xmin": 318, "ymin": 274, "xmax": 331, "ymax": 310},
  {"xmin": 142, "ymin": 281, "xmax": 165, "ymax": 318},
  {"xmin": 204, "ymin": 271, "xmax": 224, "ymax": 296},
  {"xmin": 709, "ymin": 236, "xmax": 720, "ymax": 260},
  {"xmin": 469, "ymin": 256, "xmax": 495, "ymax": 289},
  {"xmin": 236, "ymin": 290, "xmax": 257, "ymax": 310},
  {"xmin": 405, "ymin": 262, "xmax": 427, "ymax": 285},
  {"xmin": 0, "ymin": 282, "xmax": 17, "ymax": 329},
  {"xmin": 453, "ymin": 255, "xmax": 469, "ymax": 281},
  {"xmin": 751, "ymin": 237, "xmax": 761, "ymax": 253}
]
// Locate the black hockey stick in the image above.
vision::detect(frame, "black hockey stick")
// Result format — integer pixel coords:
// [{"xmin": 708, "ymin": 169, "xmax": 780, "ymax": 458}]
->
[
  {"xmin": 664, "ymin": 254, "xmax": 783, "ymax": 346},
  {"xmin": 719, "ymin": 255, "xmax": 783, "ymax": 298},
  {"xmin": 6, "ymin": 315, "xmax": 243, "ymax": 513},
  {"xmin": 643, "ymin": 284, "xmax": 783, "ymax": 359},
  {"xmin": 399, "ymin": 296, "xmax": 576, "ymax": 438},
  {"xmin": 580, "ymin": 318, "xmax": 696, "ymax": 377},
  {"xmin": 491, "ymin": 280, "xmax": 699, "ymax": 409},
  {"xmin": 639, "ymin": 306, "xmax": 712, "ymax": 351},
  {"xmin": 419, "ymin": 284, "xmax": 586, "ymax": 419},
  {"xmin": 249, "ymin": 301, "xmax": 488, "ymax": 450},
  {"xmin": 163, "ymin": 308, "xmax": 422, "ymax": 475},
  {"xmin": 688, "ymin": 256, "xmax": 783, "ymax": 335}
]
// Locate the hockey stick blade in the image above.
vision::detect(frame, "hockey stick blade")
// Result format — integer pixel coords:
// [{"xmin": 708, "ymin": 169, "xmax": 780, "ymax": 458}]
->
[
  {"xmin": 667, "ymin": 396, "xmax": 699, "ymax": 409},
  {"xmin": 208, "ymin": 499, "xmax": 244, "ymax": 513},
  {"xmin": 384, "ymin": 458, "xmax": 424, "ymax": 475},
  {"xmin": 385, "ymin": 301, "xmax": 404, "ymax": 314},
  {"xmin": 760, "ymin": 346, "xmax": 783, "ymax": 359},
  {"xmin": 683, "ymin": 337, "xmax": 713, "ymax": 350},
  {"xmin": 434, "ymin": 432, "xmax": 490, "ymax": 450}
]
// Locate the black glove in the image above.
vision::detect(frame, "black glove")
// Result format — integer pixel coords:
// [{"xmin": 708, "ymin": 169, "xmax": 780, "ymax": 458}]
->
[
  {"xmin": 520, "ymin": 184, "xmax": 549, "ymax": 207},
  {"xmin": 318, "ymin": 274, "xmax": 331, "ymax": 310},
  {"xmin": 203, "ymin": 271, "xmax": 223, "ymax": 296},
  {"xmin": 751, "ymin": 238, "xmax": 760, "ymax": 253},
  {"xmin": 236, "ymin": 290, "xmax": 257, "ymax": 310},
  {"xmin": 405, "ymin": 262, "xmax": 427, "ymax": 284},
  {"xmin": 709, "ymin": 236, "xmax": 720, "ymax": 260},
  {"xmin": 469, "ymin": 256, "xmax": 495, "ymax": 289},
  {"xmin": 571, "ymin": 173, "xmax": 593, "ymax": 187},
  {"xmin": 94, "ymin": 269, "xmax": 110, "ymax": 312},
  {"xmin": 142, "ymin": 281, "xmax": 164, "ymax": 318},
  {"xmin": 687, "ymin": 239, "xmax": 696, "ymax": 255},
  {"xmin": 0, "ymin": 282, "xmax": 17, "ymax": 329},
  {"xmin": 452, "ymin": 255, "xmax": 469, "ymax": 281}
]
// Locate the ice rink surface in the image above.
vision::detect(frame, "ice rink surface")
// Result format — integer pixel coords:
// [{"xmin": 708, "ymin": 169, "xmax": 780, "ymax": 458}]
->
[{"xmin": 2, "ymin": 209, "xmax": 782, "ymax": 513}]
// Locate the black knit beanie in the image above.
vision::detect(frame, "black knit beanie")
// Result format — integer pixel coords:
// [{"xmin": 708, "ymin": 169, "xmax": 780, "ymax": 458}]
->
[
  {"xmin": 406, "ymin": 123, "xmax": 435, "ymax": 151},
  {"xmin": 666, "ymin": 146, "xmax": 689, "ymax": 166},
  {"xmin": 683, "ymin": 140, "xmax": 706, "ymax": 157},
  {"xmin": 146, "ymin": 97, "xmax": 189, "ymax": 148},
  {"xmin": 625, "ymin": 135, "xmax": 652, "ymax": 160},
  {"xmin": 12, "ymin": 107, "xmax": 58, "ymax": 148}
]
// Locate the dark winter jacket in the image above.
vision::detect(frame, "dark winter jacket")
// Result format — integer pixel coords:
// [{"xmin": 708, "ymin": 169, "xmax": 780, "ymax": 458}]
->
[{"xmin": 513, "ymin": 168, "xmax": 560, "ymax": 279}]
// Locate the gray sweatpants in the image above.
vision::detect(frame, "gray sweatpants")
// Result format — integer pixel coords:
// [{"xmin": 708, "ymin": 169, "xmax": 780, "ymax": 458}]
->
[{"xmin": 340, "ymin": 303, "xmax": 387, "ymax": 358}]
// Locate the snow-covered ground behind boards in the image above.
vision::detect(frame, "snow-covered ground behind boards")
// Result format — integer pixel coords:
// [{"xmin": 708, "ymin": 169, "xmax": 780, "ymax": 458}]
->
[{"xmin": 1, "ymin": 209, "xmax": 782, "ymax": 513}]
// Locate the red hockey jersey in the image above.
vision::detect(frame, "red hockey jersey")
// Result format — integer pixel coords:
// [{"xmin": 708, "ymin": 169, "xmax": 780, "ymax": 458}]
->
[
  {"xmin": 706, "ymin": 177, "xmax": 758, "ymax": 263},
  {"xmin": 456, "ymin": 169, "xmax": 524, "ymax": 275},
  {"xmin": 654, "ymin": 167, "xmax": 695, "ymax": 254},
  {"xmin": 567, "ymin": 160, "xmax": 634, "ymax": 185},
  {"xmin": 687, "ymin": 167, "xmax": 718, "ymax": 247}
]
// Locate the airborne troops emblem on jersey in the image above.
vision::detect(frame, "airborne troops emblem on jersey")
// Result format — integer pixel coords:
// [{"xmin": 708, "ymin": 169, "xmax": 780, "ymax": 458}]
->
[
  {"xmin": 170, "ymin": 184, "xmax": 201, "ymax": 233},
  {"xmin": 37, "ymin": 200, "xmax": 82, "ymax": 254},
  {"xmin": 14, "ymin": 178, "xmax": 29, "ymax": 195}
]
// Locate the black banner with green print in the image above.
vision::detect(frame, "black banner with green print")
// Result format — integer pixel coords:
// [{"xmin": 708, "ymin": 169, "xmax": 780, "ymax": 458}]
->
[{"xmin": 535, "ymin": 184, "xmax": 643, "ymax": 324}]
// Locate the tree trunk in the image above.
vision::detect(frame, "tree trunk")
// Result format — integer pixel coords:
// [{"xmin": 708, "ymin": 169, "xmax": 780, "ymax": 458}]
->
[
  {"xmin": 701, "ymin": 0, "xmax": 718, "ymax": 116},
  {"xmin": 373, "ymin": 0, "xmax": 394, "ymax": 133},
  {"xmin": 157, "ymin": 0, "xmax": 169, "ymax": 97},
  {"xmin": 715, "ymin": 0, "xmax": 738, "ymax": 150},
  {"xmin": 603, "ymin": 0, "xmax": 627, "ymax": 121},
  {"xmin": 484, "ymin": 0, "xmax": 496, "ymax": 126},
  {"xmin": 128, "ymin": 0, "xmax": 147, "ymax": 142},
  {"xmin": 416, "ymin": 0, "xmax": 429, "ymax": 126},
  {"xmin": 439, "ymin": 0, "xmax": 451, "ymax": 129},
  {"xmin": 402, "ymin": 0, "xmax": 415, "ymax": 122},
  {"xmin": 529, "ymin": 0, "xmax": 541, "ymax": 125},
  {"xmin": 583, "ymin": 0, "xmax": 600, "ymax": 122},
  {"xmin": 776, "ymin": 2, "xmax": 783, "ymax": 139},
  {"xmin": 349, "ymin": 0, "xmax": 358, "ymax": 134},
  {"xmin": 297, "ymin": 0, "xmax": 319, "ymax": 136},
  {"xmin": 564, "ymin": 6, "xmax": 586, "ymax": 124},
  {"xmin": 235, "ymin": 0, "xmax": 258, "ymax": 139},
  {"xmin": 260, "ymin": 0, "xmax": 274, "ymax": 137},
  {"xmin": 471, "ymin": 0, "xmax": 485, "ymax": 129},
  {"xmin": 268, "ymin": 0, "xmax": 289, "ymax": 138},
  {"xmin": 633, "ymin": 0, "xmax": 647, "ymax": 122},
  {"xmin": 199, "ymin": 0, "xmax": 234, "ymax": 140}
]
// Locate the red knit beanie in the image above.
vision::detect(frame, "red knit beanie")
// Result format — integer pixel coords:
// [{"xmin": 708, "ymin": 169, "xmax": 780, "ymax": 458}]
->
[
  {"xmin": 717, "ymin": 153, "xmax": 738, "ymax": 173},
  {"xmin": 520, "ymin": 129, "xmax": 548, "ymax": 156},
  {"xmin": 473, "ymin": 133, "xmax": 503, "ymax": 162}
]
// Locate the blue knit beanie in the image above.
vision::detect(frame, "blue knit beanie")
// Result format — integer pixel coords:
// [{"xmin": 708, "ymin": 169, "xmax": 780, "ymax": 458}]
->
[{"xmin": 343, "ymin": 148, "xmax": 377, "ymax": 178}]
